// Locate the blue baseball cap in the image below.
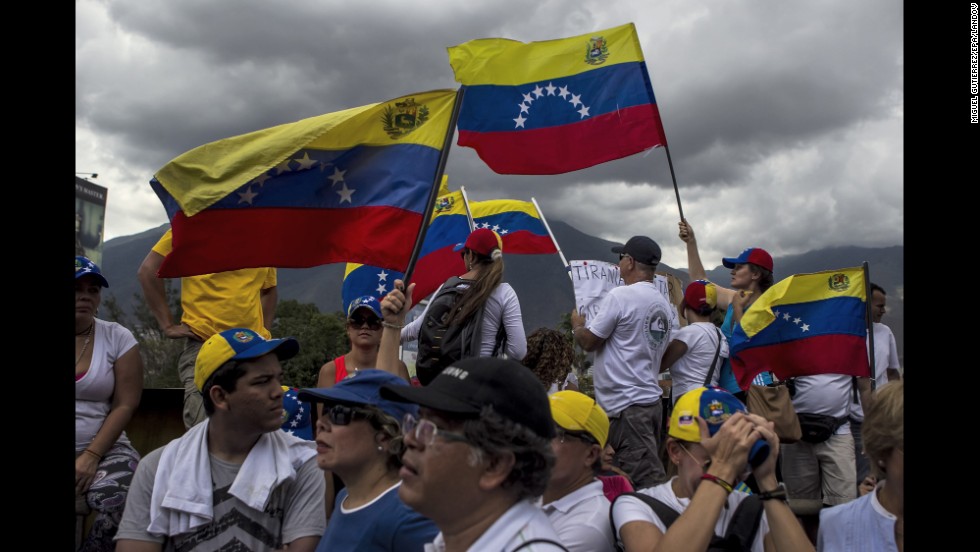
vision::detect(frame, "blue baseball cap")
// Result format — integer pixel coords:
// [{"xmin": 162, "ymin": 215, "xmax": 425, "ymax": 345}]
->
[
  {"xmin": 347, "ymin": 295, "xmax": 382, "ymax": 318},
  {"xmin": 75, "ymin": 256, "xmax": 109, "ymax": 288},
  {"xmin": 299, "ymin": 369, "xmax": 418, "ymax": 421}
]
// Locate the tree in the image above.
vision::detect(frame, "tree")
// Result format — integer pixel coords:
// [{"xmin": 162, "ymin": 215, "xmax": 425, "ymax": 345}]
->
[
  {"xmin": 102, "ymin": 281, "xmax": 184, "ymax": 388},
  {"xmin": 272, "ymin": 300, "xmax": 349, "ymax": 388}
]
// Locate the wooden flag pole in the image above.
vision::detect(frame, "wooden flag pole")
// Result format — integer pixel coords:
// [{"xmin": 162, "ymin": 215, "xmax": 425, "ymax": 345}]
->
[
  {"xmin": 459, "ymin": 186, "xmax": 476, "ymax": 231},
  {"xmin": 531, "ymin": 197, "xmax": 572, "ymax": 282}
]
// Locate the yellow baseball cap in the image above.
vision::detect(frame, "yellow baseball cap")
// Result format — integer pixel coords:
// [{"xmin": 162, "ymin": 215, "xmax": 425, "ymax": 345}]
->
[
  {"xmin": 549, "ymin": 390, "xmax": 609, "ymax": 447},
  {"xmin": 194, "ymin": 328, "xmax": 299, "ymax": 391}
]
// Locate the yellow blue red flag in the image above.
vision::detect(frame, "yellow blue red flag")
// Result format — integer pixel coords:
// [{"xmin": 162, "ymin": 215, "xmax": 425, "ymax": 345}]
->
[
  {"xmin": 150, "ymin": 89, "xmax": 458, "ymax": 277},
  {"xmin": 448, "ymin": 22, "xmax": 667, "ymax": 174},
  {"xmin": 342, "ymin": 263, "xmax": 405, "ymax": 315},
  {"xmin": 729, "ymin": 267, "xmax": 870, "ymax": 389},
  {"xmin": 408, "ymin": 188, "xmax": 471, "ymax": 305},
  {"xmin": 469, "ymin": 199, "xmax": 557, "ymax": 255}
]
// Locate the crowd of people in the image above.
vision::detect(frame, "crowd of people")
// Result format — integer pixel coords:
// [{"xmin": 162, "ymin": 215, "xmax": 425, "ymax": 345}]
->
[{"xmin": 75, "ymin": 219, "xmax": 903, "ymax": 551}]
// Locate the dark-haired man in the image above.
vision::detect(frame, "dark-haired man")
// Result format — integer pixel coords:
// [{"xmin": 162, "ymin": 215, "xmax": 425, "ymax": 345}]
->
[{"xmin": 116, "ymin": 328, "xmax": 325, "ymax": 552}]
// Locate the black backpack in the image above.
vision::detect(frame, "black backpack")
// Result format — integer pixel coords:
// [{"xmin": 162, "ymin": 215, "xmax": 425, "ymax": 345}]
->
[
  {"xmin": 415, "ymin": 277, "xmax": 495, "ymax": 385},
  {"xmin": 610, "ymin": 491, "xmax": 763, "ymax": 552}
]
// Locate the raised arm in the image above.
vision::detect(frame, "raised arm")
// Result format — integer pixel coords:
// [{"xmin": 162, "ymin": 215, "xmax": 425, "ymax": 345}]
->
[
  {"xmin": 679, "ymin": 220, "xmax": 736, "ymax": 309},
  {"xmin": 378, "ymin": 279, "xmax": 415, "ymax": 382}
]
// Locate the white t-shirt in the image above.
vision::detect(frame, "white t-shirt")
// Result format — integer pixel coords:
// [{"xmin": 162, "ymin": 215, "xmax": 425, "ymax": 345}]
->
[
  {"xmin": 849, "ymin": 323, "xmax": 902, "ymax": 420},
  {"xmin": 75, "ymin": 318, "xmax": 138, "ymax": 450},
  {"xmin": 667, "ymin": 322, "xmax": 728, "ymax": 403},
  {"xmin": 402, "ymin": 282, "xmax": 527, "ymax": 360},
  {"xmin": 612, "ymin": 477, "xmax": 770, "ymax": 552},
  {"xmin": 540, "ymin": 480, "xmax": 614, "ymax": 552},
  {"xmin": 791, "ymin": 374, "xmax": 853, "ymax": 435},
  {"xmin": 587, "ymin": 281, "xmax": 673, "ymax": 416}
]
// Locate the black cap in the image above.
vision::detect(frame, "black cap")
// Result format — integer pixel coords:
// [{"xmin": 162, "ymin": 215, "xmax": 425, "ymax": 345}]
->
[
  {"xmin": 611, "ymin": 236, "xmax": 661, "ymax": 266},
  {"xmin": 380, "ymin": 357, "xmax": 555, "ymax": 440}
]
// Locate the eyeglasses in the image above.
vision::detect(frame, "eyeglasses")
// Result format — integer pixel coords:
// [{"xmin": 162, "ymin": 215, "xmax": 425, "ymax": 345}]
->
[
  {"xmin": 554, "ymin": 426, "xmax": 598, "ymax": 445},
  {"xmin": 679, "ymin": 442, "xmax": 712, "ymax": 473},
  {"xmin": 402, "ymin": 413, "xmax": 470, "ymax": 447},
  {"xmin": 324, "ymin": 404, "xmax": 373, "ymax": 426},
  {"xmin": 348, "ymin": 316, "xmax": 382, "ymax": 330}
]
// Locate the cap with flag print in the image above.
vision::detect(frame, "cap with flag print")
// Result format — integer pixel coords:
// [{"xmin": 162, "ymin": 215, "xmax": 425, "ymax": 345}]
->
[{"xmin": 448, "ymin": 22, "xmax": 667, "ymax": 175}]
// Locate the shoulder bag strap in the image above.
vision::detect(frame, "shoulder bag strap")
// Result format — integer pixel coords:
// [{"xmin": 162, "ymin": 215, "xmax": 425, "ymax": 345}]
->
[{"xmin": 702, "ymin": 327, "xmax": 723, "ymax": 387}]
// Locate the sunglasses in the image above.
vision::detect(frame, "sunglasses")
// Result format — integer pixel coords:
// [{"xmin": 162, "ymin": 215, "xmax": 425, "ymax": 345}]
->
[
  {"xmin": 323, "ymin": 404, "xmax": 373, "ymax": 426},
  {"xmin": 619, "ymin": 253, "xmax": 631, "ymax": 261},
  {"xmin": 348, "ymin": 316, "xmax": 382, "ymax": 330},
  {"xmin": 554, "ymin": 426, "xmax": 598, "ymax": 445}
]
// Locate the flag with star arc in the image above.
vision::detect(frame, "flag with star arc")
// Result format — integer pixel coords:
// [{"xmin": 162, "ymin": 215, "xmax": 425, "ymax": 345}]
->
[
  {"xmin": 448, "ymin": 22, "xmax": 667, "ymax": 175},
  {"xmin": 469, "ymin": 199, "xmax": 557, "ymax": 255},
  {"xmin": 728, "ymin": 267, "xmax": 870, "ymax": 389},
  {"xmin": 150, "ymin": 89, "xmax": 459, "ymax": 277},
  {"xmin": 342, "ymin": 263, "xmax": 405, "ymax": 315}
]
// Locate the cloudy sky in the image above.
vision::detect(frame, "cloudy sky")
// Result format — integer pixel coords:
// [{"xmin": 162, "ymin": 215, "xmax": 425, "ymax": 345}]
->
[{"xmin": 75, "ymin": 0, "xmax": 903, "ymax": 271}]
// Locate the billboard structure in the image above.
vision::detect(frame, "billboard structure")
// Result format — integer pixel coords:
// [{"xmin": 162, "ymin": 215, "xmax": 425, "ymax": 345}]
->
[{"xmin": 75, "ymin": 176, "xmax": 108, "ymax": 265}]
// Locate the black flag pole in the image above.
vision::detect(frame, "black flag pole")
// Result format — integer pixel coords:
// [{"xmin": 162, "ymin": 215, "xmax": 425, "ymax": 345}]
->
[
  {"xmin": 663, "ymin": 142, "xmax": 684, "ymax": 222},
  {"xmin": 863, "ymin": 261, "xmax": 877, "ymax": 388},
  {"xmin": 402, "ymin": 87, "xmax": 465, "ymax": 285}
]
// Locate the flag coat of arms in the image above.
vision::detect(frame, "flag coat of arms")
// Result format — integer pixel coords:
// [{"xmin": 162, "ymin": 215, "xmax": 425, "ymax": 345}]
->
[
  {"xmin": 150, "ymin": 89, "xmax": 458, "ymax": 277},
  {"xmin": 729, "ymin": 267, "xmax": 870, "ymax": 389},
  {"xmin": 448, "ymin": 22, "xmax": 667, "ymax": 174},
  {"xmin": 469, "ymin": 199, "xmax": 557, "ymax": 254},
  {"xmin": 408, "ymin": 189, "xmax": 471, "ymax": 305}
]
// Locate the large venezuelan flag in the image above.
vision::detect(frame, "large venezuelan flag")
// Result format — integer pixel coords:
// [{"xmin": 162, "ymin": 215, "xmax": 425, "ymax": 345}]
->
[
  {"xmin": 448, "ymin": 22, "xmax": 667, "ymax": 174},
  {"xmin": 150, "ymin": 89, "xmax": 459, "ymax": 277},
  {"xmin": 729, "ymin": 267, "xmax": 870, "ymax": 389},
  {"xmin": 470, "ymin": 199, "xmax": 557, "ymax": 255},
  {"xmin": 407, "ymin": 188, "xmax": 471, "ymax": 306},
  {"xmin": 342, "ymin": 262, "xmax": 405, "ymax": 314}
]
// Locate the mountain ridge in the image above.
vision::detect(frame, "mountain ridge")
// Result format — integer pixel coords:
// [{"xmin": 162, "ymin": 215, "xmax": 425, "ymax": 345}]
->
[{"xmin": 99, "ymin": 222, "xmax": 903, "ymax": 363}]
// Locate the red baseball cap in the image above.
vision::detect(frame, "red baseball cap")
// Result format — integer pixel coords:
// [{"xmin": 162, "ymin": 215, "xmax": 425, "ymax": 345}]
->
[
  {"xmin": 722, "ymin": 247, "xmax": 773, "ymax": 272},
  {"xmin": 454, "ymin": 228, "xmax": 503, "ymax": 256}
]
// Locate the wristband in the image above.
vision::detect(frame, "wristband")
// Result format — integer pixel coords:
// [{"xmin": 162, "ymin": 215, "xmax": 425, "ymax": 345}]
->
[
  {"xmin": 381, "ymin": 321, "xmax": 404, "ymax": 330},
  {"xmin": 757, "ymin": 483, "xmax": 788, "ymax": 501},
  {"xmin": 700, "ymin": 473, "xmax": 734, "ymax": 494},
  {"xmin": 82, "ymin": 449, "xmax": 102, "ymax": 461}
]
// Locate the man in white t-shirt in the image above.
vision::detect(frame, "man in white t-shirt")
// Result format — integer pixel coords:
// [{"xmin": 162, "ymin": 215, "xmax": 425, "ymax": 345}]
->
[
  {"xmin": 848, "ymin": 282, "xmax": 902, "ymax": 487},
  {"xmin": 570, "ymin": 236, "xmax": 674, "ymax": 489}
]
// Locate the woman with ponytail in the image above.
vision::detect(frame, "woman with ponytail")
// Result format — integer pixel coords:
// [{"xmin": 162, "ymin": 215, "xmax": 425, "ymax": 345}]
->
[{"xmin": 402, "ymin": 228, "xmax": 527, "ymax": 382}]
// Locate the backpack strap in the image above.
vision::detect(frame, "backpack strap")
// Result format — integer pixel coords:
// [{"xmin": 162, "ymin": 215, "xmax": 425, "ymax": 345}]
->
[
  {"xmin": 510, "ymin": 538, "xmax": 569, "ymax": 551},
  {"xmin": 717, "ymin": 494, "xmax": 764, "ymax": 551},
  {"xmin": 702, "ymin": 327, "xmax": 723, "ymax": 387},
  {"xmin": 609, "ymin": 492, "xmax": 681, "ymax": 551}
]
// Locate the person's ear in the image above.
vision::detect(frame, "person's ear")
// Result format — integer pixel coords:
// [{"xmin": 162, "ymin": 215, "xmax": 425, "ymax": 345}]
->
[
  {"xmin": 585, "ymin": 443, "xmax": 602, "ymax": 468},
  {"xmin": 209, "ymin": 385, "xmax": 230, "ymax": 412},
  {"xmin": 478, "ymin": 450, "xmax": 516, "ymax": 491}
]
